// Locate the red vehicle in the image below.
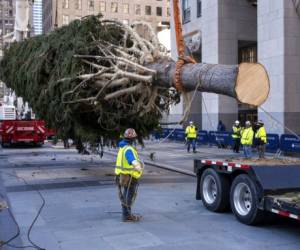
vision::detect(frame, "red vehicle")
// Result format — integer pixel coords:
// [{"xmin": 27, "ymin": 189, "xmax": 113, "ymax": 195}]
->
[
  {"xmin": 45, "ymin": 128, "xmax": 56, "ymax": 140},
  {"xmin": 0, "ymin": 120, "xmax": 46, "ymax": 147}
]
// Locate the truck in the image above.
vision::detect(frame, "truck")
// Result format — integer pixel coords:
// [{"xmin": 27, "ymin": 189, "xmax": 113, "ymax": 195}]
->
[
  {"xmin": 194, "ymin": 158, "xmax": 300, "ymax": 225},
  {"xmin": 0, "ymin": 119, "xmax": 46, "ymax": 147},
  {"xmin": 0, "ymin": 102, "xmax": 46, "ymax": 147}
]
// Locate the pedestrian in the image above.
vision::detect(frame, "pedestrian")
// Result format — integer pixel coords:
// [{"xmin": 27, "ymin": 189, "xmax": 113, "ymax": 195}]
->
[
  {"xmin": 232, "ymin": 120, "xmax": 242, "ymax": 153},
  {"xmin": 217, "ymin": 120, "xmax": 226, "ymax": 148},
  {"xmin": 217, "ymin": 120, "xmax": 226, "ymax": 132},
  {"xmin": 185, "ymin": 121, "xmax": 197, "ymax": 153},
  {"xmin": 255, "ymin": 120, "xmax": 267, "ymax": 159},
  {"xmin": 115, "ymin": 128, "xmax": 144, "ymax": 222},
  {"xmin": 241, "ymin": 121, "xmax": 254, "ymax": 159}
]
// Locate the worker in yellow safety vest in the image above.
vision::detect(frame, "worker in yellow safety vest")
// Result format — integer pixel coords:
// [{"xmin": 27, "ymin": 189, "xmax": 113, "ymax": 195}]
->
[
  {"xmin": 185, "ymin": 121, "xmax": 197, "ymax": 153},
  {"xmin": 255, "ymin": 120, "xmax": 267, "ymax": 159},
  {"xmin": 115, "ymin": 128, "xmax": 144, "ymax": 222},
  {"xmin": 232, "ymin": 120, "xmax": 242, "ymax": 153},
  {"xmin": 241, "ymin": 121, "xmax": 254, "ymax": 159}
]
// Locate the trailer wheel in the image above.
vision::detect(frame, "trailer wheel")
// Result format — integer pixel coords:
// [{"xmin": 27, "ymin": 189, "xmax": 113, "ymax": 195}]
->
[
  {"xmin": 230, "ymin": 174, "xmax": 264, "ymax": 225},
  {"xmin": 200, "ymin": 168, "xmax": 230, "ymax": 212}
]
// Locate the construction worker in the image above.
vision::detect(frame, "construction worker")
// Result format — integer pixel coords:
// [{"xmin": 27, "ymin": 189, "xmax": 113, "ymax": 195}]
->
[
  {"xmin": 115, "ymin": 128, "xmax": 144, "ymax": 222},
  {"xmin": 185, "ymin": 121, "xmax": 197, "ymax": 153},
  {"xmin": 241, "ymin": 121, "xmax": 254, "ymax": 159},
  {"xmin": 255, "ymin": 120, "xmax": 267, "ymax": 159},
  {"xmin": 232, "ymin": 120, "xmax": 242, "ymax": 153}
]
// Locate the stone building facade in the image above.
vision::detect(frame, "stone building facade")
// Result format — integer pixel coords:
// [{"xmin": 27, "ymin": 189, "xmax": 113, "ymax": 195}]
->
[
  {"xmin": 170, "ymin": 0, "xmax": 300, "ymax": 134},
  {"xmin": 43, "ymin": 0, "xmax": 170, "ymax": 34},
  {"xmin": 0, "ymin": 0, "xmax": 15, "ymax": 99},
  {"xmin": 0, "ymin": 0, "xmax": 14, "ymax": 57}
]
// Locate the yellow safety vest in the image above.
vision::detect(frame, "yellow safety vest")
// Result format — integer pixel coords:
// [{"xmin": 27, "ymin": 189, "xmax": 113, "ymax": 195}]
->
[
  {"xmin": 115, "ymin": 145, "xmax": 142, "ymax": 179},
  {"xmin": 232, "ymin": 126, "xmax": 241, "ymax": 139},
  {"xmin": 255, "ymin": 127, "xmax": 267, "ymax": 144},
  {"xmin": 185, "ymin": 125, "xmax": 197, "ymax": 139},
  {"xmin": 241, "ymin": 127, "xmax": 254, "ymax": 145}
]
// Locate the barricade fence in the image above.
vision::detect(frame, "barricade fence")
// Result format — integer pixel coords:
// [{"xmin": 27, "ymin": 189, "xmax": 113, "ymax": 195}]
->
[{"xmin": 151, "ymin": 128, "xmax": 300, "ymax": 154}]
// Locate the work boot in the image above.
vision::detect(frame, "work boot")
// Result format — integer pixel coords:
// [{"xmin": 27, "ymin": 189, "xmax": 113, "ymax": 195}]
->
[
  {"xmin": 123, "ymin": 214, "xmax": 142, "ymax": 222},
  {"xmin": 193, "ymin": 150, "xmax": 197, "ymax": 153}
]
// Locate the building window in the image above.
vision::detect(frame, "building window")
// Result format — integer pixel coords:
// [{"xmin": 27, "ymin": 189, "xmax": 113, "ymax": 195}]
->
[
  {"xmin": 167, "ymin": 7, "xmax": 170, "ymax": 17},
  {"xmin": 238, "ymin": 45, "xmax": 257, "ymax": 63},
  {"xmin": 145, "ymin": 6, "xmax": 151, "ymax": 15},
  {"xmin": 62, "ymin": 15, "xmax": 69, "ymax": 25},
  {"xmin": 75, "ymin": 0, "xmax": 82, "ymax": 10},
  {"xmin": 88, "ymin": 0, "xmax": 94, "ymax": 11},
  {"xmin": 111, "ymin": 2, "xmax": 118, "ymax": 13},
  {"xmin": 197, "ymin": 0, "xmax": 201, "ymax": 17},
  {"xmin": 182, "ymin": 0, "xmax": 191, "ymax": 23},
  {"xmin": 123, "ymin": 4, "xmax": 129, "ymax": 14},
  {"xmin": 135, "ymin": 4, "xmax": 141, "ymax": 15},
  {"xmin": 62, "ymin": 0, "xmax": 69, "ymax": 9},
  {"xmin": 156, "ymin": 7, "xmax": 162, "ymax": 16},
  {"xmin": 100, "ymin": 2, "xmax": 106, "ymax": 12},
  {"xmin": 75, "ymin": 16, "xmax": 81, "ymax": 20}
]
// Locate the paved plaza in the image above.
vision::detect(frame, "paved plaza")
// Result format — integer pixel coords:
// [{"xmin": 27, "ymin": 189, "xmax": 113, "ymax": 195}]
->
[{"xmin": 0, "ymin": 142, "xmax": 299, "ymax": 250}]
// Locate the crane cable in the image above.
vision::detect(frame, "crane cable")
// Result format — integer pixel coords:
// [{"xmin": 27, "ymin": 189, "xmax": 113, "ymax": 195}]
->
[{"xmin": 172, "ymin": 0, "xmax": 196, "ymax": 93}]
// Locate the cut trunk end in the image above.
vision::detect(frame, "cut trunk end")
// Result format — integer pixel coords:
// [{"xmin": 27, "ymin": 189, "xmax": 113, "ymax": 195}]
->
[{"xmin": 235, "ymin": 63, "xmax": 270, "ymax": 106}]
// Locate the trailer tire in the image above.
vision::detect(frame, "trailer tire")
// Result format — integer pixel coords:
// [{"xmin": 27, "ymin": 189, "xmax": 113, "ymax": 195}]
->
[
  {"xmin": 230, "ymin": 174, "xmax": 264, "ymax": 225},
  {"xmin": 200, "ymin": 168, "xmax": 230, "ymax": 212}
]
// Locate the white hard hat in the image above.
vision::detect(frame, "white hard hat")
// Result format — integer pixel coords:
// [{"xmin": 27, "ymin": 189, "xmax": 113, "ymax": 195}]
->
[
  {"xmin": 235, "ymin": 120, "xmax": 240, "ymax": 125},
  {"xmin": 245, "ymin": 121, "xmax": 251, "ymax": 126},
  {"xmin": 258, "ymin": 120, "xmax": 264, "ymax": 125},
  {"xmin": 189, "ymin": 121, "xmax": 193, "ymax": 124},
  {"xmin": 124, "ymin": 128, "xmax": 137, "ymax": 139}
]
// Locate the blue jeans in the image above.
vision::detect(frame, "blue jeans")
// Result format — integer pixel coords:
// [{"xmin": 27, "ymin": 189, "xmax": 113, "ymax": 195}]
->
[
  {"xmin": 120, "ymin": 178, "xmax": 138, "ymax": 218},
  {"xmin": 243, "ymin": 145, "xmax": 252, "ymax": 158},
  {"xmin": 187, "ymin": 138, "xmax": 196, "ymax": 152}
]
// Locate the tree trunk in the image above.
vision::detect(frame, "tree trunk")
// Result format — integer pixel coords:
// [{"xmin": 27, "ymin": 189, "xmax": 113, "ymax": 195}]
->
[{"xmin": 149, "ymin": 59, "xmax": 270, "ymax": 107}]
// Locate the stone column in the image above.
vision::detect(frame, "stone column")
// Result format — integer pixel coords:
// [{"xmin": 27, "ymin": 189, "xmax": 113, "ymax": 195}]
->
[
  {"xmin": 201, "ymin": 0, "xmax": 220, "ymax": 131},
  {"xmin": 283, "ymin": 0, "xmax": 300, "ymax": 133},
  {"xmin": 202, "ymin": 0, "xmax": 256, "ymax": 131},
  {"xmin": 257, "ymin": 0, "xmax": 285, "ymax": 134},
  {"xmin": 258, "ymin": 0, "xmax": 300, "ymax": 134}
]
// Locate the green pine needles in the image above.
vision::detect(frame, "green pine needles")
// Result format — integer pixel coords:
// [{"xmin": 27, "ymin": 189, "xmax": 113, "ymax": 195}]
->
[{"xmin": 0, "ymin": 15, "xmax": 179, "ymax": 147}]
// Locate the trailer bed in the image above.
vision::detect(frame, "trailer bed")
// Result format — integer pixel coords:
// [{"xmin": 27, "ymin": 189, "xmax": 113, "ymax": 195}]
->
[{"xmin": 194, "ymin": 158, "xmax": 300, "ymax": 224}]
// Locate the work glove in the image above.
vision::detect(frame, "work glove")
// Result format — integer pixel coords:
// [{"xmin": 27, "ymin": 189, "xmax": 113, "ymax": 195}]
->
[{"xmin": 132, "ymin": 160, "xmax": 144, "ymax": 172}]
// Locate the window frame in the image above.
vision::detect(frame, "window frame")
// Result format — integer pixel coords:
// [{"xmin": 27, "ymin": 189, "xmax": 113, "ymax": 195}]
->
[
  {"xmin": 111, "ymin": 2, "xmax": 118, "ymax": 13},
  {"xmin": 62, "ymin": 15, "xmax": 69, "ymax": 25},
  {"xmin": 100, "ymin": 2, "xmax": 106, "ymax": 12},
  {"xmin": 197, "ymin": 0, "xmax": 202, "ymax": 18},
  {"xmin": 182, "ymin": 0, "xmax": 191, "ymax": 24},
  {"xmin": 88, "ymin": 0, "xmax": 95, "ymax": 11},
  {"xmin": 62, "ymin": 0, "xmax": 69, "ymax": 9},
  {"xmin": 75, "ymin": 0, "xmax": 82, "ymax": 10},
  {"xmin": 156, "ymin": 6, "xmax": 162, "ymax": 16},
  {"xmin": 123, "ymin": 3, "xmax": 129, "ymax": 14},
  {"xmin": 135, "ymin": 4, "xmax": 141, "ymax": 15},
  {"xmin": 145, "ymin": 5, "xmax": 152, "ymax": 16}
]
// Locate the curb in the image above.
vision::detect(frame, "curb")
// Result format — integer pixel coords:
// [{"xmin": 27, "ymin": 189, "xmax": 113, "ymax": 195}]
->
[{"xmin": 105, "ymin": 151, "xmax": 196, "ymax": 177}]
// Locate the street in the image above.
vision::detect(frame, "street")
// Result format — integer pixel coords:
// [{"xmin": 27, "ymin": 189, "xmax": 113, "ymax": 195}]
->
[{"xmin": 0, "ymin": 142, "xmax": 299, "ymax": 250}]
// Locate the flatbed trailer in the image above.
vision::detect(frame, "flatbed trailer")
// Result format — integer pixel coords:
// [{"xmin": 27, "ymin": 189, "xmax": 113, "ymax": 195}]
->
[{"xmin": 194, "ymin": 159, "xmax": 300, "ymax": 225}]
